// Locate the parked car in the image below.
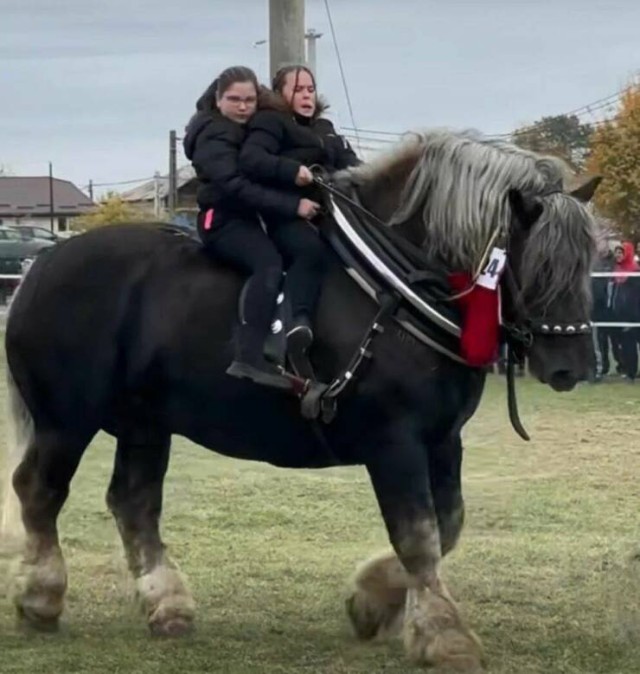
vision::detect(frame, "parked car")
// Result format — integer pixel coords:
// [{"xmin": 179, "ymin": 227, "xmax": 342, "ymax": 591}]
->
[
  {"xmin": 0, "ymin": 226, "xmax": 55, "ymax": 303},
  {"xmin": 9, "ymin": 224, "xmax": 62, "ymax": 243}
]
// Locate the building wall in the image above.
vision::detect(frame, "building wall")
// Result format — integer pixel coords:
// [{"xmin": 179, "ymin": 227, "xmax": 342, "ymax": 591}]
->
[{"xmin": 177, "ymin": 181, "xmax": 198, "ymax": 211}]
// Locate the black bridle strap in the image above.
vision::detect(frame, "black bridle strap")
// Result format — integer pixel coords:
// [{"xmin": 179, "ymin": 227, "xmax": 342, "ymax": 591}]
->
[{"xmin": 506, "ymin": 345, "xmax": 530, "ymax": 442}]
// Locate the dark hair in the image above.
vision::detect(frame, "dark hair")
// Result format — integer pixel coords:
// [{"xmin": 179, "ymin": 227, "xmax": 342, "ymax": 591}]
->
[
  {"xmin": 195, "ymin": 66, "xmax": 259, "ymax": 112},
  {"xmin": 271, "ymin": 65, "xmax": 316, "ymax": 107}
]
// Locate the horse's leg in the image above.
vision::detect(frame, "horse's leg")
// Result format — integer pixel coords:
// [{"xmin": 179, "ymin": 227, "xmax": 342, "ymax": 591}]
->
[
  {"xmin": 349, "ymin": 433, "xmax": 484, "ymax": 672},
  {"xmin": 11, "ymin": 429, "xmax": 90, "ymax": 631},
  {"xmin": 106, "ymin": 430, "xmax": 195, "ymax": 636},
  {"xmin": 429, "ymin": 433, "xmax": 465, "ymax": 558},
  {"xmin": 346, "ymin": 434, "xmax": 466, "ymax": 645}
]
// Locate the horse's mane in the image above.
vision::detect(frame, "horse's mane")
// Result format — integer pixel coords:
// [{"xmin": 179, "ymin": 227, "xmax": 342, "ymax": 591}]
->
[{"xmin": 343, "ymin": 130, "xmax": 598, "ymax": 311}]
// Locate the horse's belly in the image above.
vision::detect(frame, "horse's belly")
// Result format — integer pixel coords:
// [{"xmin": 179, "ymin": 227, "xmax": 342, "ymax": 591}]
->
[{"xmin": 169, "ymin": 389, "xmax": 340, "ymax": 469}]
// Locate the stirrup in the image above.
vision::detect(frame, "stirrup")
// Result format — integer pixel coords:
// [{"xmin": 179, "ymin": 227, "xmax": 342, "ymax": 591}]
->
[
  {"xmin": 226, "ymin": 360, "xmax": 292, "ymax": 391},
  {"xmin": 286, "ymin": 323, "xmax": 313, "ymax": 354}
]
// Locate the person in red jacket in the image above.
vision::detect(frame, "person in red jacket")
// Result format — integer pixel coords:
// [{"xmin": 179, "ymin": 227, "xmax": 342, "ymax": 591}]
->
[{"xmin": 610, "ymin": 242, "xmax": 640, "ymax": 381}]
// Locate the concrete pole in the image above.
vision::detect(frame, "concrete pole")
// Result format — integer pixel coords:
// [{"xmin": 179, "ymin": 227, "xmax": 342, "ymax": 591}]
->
[
  {"xmin": 168, "ymin": 130, "xmax": 177, "ymax": 219},
  {"xmin": 153, "ymin": 171, "xmax": 162, "ymax": 219},
  {"xmin": 48, "ymin": 161, "xmax": 55, "ymax": 233},
  {"xmin": 269, "ymin": 0, "xmax": 305, "ymax": 81},
  {"xmin": 305, "ymin": 28, "xmax": 322, "ymax": 76}
]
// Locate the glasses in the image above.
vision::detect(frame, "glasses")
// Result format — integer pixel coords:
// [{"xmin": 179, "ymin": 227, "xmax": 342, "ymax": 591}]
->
[{"xmin": 222, "ymin": 95, "xmax": 257, "ymax": 106}]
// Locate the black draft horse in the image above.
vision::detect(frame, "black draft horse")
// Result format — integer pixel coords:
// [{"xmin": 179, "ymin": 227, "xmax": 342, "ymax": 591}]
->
[{"xmin": 1, "ymin": 131, "xmax": 599, "ymax": 671}]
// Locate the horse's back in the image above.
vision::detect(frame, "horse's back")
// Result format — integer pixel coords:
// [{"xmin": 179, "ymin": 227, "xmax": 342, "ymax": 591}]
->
[{"xmin": 5, "ymin": 224, "xmax": 240, "ymax": 429}]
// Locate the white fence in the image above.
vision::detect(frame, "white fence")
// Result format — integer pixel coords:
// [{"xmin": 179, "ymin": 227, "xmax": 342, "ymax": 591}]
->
[
  {"xmin": 590, "ymin": 271, "xmax": 640, "ymax": 328},
  {"xmin": 0, "ymin": 271, "xmax": 638, "ymax": 327}
]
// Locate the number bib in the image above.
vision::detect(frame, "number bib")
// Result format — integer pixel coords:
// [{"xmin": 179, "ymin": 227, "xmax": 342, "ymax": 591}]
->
[{"xmin": 477, "ymin": 247, "xmax": 507, "ymax": 291}]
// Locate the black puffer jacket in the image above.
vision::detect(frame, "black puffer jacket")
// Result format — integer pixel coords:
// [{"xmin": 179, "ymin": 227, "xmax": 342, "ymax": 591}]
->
[
  {"xmin": 239, "ymin": 93, "xmax": 360, "ymax": 198},
  {"xmin": 183, "ymin": 110, "xmax": 300, "ymax": 222},
  {"xmin": 592, "ymin": 254, "xmax": 615, "ymax": 324},
  {"xmin": 609, "ymin": 277, "xmax": 640, "ymax": 324}
]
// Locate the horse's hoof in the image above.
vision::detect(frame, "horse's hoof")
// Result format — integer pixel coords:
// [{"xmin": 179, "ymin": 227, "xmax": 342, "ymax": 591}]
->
[
  {"xmin": 346, "ymin": 592, "xmax": 403, "ymax": 641},
  {"xmin": 16, "ymin": 605, "xmax": 61, "ymax": 633},
  {"xmin": 149, "ymin": 616, "xmax": 194, "ymax": 638},
  {"xmin": 404, "ymin": 590, "xmax": 485, "ymax": 672}
]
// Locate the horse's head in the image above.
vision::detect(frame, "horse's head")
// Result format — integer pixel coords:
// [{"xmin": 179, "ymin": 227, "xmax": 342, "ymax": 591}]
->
[
  {"xmin": 504, "ymin": 175, "xmax": 601, "ymax": 391},
  {"xmin": 338, "ymin": 131, "xmax": 602, "ymax": 391}
]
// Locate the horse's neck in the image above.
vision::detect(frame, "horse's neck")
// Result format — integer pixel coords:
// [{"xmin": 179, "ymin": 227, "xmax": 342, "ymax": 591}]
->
[{"xmin": 356, "ymin": 158, "xmax": 426, "ymax": 248}]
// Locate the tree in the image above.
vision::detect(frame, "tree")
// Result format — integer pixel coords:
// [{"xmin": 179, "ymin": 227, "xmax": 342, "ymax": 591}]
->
[
  {"xmin": 72, "ymin": 192, "xmax": 154, "ymax": 231},
  {"xmin": 512, "ymin": 114, "xmax": 594, "ymax": 170},
  {"xmin": 586, "ymin": 84, "xmax": 640, "ymax": 241}
]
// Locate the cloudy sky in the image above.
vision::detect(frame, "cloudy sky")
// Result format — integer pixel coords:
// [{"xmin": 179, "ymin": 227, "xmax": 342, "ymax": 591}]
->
[{"xmin": 2, "ymin": 0, "xmax": 638, "ymax": 196}]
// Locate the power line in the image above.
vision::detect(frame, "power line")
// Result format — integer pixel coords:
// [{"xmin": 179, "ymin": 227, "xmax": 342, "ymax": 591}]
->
[
  {"xmin": 82, "ymin": 175, "xmax": 156, "ymax": 190},
  {"xmin": 323, "ymin": 0, "xmax": 361, "ymax": 153},
  {"xmin": 563, "ymin": 90, "xmax": 623, "ymax": 118},
  {"xmin": 343, "ymin": 133, "xmax": 396, "ymax": 145},
  {"xmin": 343, "ymin": 85, "xmax": 630, "ymax": 146},
  {"xmin": 342, "ymin": 126, "xmax": 403, "ymax": 138}
]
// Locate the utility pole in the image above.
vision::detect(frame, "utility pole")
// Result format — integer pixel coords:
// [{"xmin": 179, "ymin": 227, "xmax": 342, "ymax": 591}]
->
[
  {"xmin": 48, "ymin": 162, "xmax": 55, "ymax": 233},
  {"xmin": 269, "ymin": 0, "xmax": 305, "ymax": 80},
  {"xmin": 304, "ymin": 28, "xmax": 322, "ymax": 75},
  {"xmin": 153, "ymin": 171, "xmax": 162, "ymax": 219},
  {"xmin": 88, "ymin": 179, "xmax": 94, "ymax": 201},
  {"xmin": 168, "ymin": 130, "xmax": 177, "ymax": 220}
]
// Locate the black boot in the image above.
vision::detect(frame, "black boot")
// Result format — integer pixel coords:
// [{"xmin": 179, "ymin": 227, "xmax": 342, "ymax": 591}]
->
[
  {"xmin": 226, "ymin": 332, "xmax": 291, "ymax": 390},
  {"xmin": 286, "ymin": 313, "xmax": 314, "ymax": 357},
  {"xmin": 226, "ymin": 270, "xmax": 291, "ymax": 390}
]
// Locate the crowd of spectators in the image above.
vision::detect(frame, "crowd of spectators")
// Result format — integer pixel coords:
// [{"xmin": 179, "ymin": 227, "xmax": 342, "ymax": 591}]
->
[{"xmin": 591, "ymin": 240, "xmax": 640, "ymax": 383}]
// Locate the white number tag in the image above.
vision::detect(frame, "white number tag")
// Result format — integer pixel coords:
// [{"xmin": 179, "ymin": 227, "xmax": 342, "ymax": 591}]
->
[{"xmin": 477, "ymin": 247, "xmax": 507, "ymax": 290}]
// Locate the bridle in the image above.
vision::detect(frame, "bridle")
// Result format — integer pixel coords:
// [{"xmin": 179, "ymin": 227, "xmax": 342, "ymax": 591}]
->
[
  {"xmin": 311, "ymin": 172, "xmax": 593, "ymax": 441},
  {"xmin": 497, "ymin": 191, "xmax": 592, "ymax": 361}
]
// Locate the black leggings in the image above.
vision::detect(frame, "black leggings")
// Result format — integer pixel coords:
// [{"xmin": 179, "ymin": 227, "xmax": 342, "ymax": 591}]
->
[
  {"xmin": 267, "ymin": 218, "xmax": 330, "ymax": 318},
  {"xmin": 199, "ymin": 214, "xmax": 329, "ymax": 321},
  {"xmin": 199, "ymin": 215, "xmax": 281, "ymax": 276},
  {"xmin": 619, "ymin": 329, "xmax": 639, "ymax": 380}
]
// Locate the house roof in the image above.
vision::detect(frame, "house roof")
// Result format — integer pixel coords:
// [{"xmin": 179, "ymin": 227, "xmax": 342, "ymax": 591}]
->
[
  {"xmin": 120, "ymin": 165, "xmax": 196, "ymax": 202},
  {"xmin": 0, "ymin": 177, "xmax": 94, "ymax": 216}
]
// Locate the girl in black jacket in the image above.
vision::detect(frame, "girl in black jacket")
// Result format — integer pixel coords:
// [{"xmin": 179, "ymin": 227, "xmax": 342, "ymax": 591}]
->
[
  {"xmin": 183, "ymin": 66, "xmax": 314, "ymax": 388},
  {"xmin": 240, "ymin": 65, "xmax": 360, "ymax": 356}
]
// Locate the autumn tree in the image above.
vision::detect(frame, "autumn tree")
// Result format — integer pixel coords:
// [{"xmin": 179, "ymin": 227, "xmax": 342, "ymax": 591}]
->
[
  {"xmin": 512, "ymin": 114, "xmax": 593, "ymax": 170},
  {"xmin": 586, "ymin": 84, "xmax": 640, "ymax": 241},
  {"xmin": 72, "ymin": 192, "xmax": 154, "ymax": 231}
]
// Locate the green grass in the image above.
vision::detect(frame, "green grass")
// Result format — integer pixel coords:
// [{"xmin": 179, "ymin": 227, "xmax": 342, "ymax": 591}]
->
[{"xmin": 1, "ymin": 364, "xmax": 639, "ymax": 673}]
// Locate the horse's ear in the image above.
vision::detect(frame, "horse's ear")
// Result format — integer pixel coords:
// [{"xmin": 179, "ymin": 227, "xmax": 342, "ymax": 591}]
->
[
  {"xmin": 508, "ymin": 189, "xmax": 543, "ymax": 230},
  {"xmin": 569, "ymin": 175, "xmax": 602, "ymax": 203}
]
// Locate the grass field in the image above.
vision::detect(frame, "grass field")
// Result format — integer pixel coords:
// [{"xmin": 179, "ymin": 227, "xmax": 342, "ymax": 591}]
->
[{"xmin": 1, "ymin": 366, "xmax": 639, "ymax": 673}]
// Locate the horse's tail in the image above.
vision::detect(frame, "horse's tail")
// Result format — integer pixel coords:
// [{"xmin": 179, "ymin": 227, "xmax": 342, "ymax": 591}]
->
[
  {"xmin": 0, "ymin": 366, "xmax": 32, "ymax": 548},
  {"xmin": 1, "ymin": 264, "xmax": 36, "ymax": 549}
]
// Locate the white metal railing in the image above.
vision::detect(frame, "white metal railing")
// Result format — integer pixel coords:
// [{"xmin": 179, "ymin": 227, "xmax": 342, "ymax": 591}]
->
[
  {"xmin": 591, "ymin": 271, "xmax": 640, "ymax": 277},
  {"xmin": 0, "ymin": 272, "xmax": 637, "ymax": 327},
  {"xmin": 591, "ymin": 270, "xmax": 640, "ymax": 328}
]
